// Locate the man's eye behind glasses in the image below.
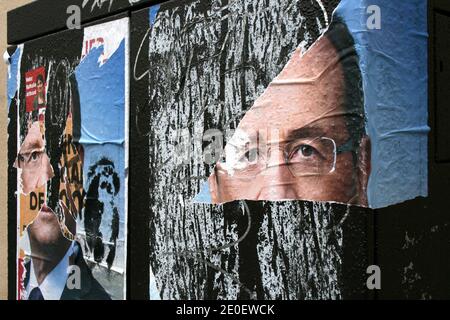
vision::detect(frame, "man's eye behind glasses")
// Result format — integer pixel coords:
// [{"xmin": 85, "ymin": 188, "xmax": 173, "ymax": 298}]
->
[
  {"xmin": 29, "ymin": 150, "xmax": 44, "ymax": 164},
  {"xmin": 235, "ymin": 147, "xmax": 266, "ymax": 175},
  {"xmin": 287, "ymin": 138, "xmax": 337, "ymax": 177},
  {"xmin": 218, "ymin": 145, "xmax": 260, "ymax": 172},
  {"xmin": 293, "ymin": 144, "xmax": 317, "ymax": 159},
  {"xmin": 242, "ymin": 148, "xmax": 260, "ymax": 164},
  {"xmin": 31, "ymin": 151, "xmax": 39, "ymax": 161},
  {"xmin": 17, "ymin": 150, "xmax": 44, "ymax": 168}
]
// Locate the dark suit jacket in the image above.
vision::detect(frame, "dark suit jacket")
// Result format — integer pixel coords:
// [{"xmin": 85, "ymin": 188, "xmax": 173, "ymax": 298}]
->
[{"xmin": 24, "ymin": 241, "xmax": 111, "ymax": 300}]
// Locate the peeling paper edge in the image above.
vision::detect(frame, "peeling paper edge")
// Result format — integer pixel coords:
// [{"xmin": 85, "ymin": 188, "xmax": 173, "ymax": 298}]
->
[
  {"xmin": 123, "ymin": 17, "xmax": 130, "ymax": 301},
  {"xmin": 14, "ymin": 44, "xmax": 24, "ymax": 300}
]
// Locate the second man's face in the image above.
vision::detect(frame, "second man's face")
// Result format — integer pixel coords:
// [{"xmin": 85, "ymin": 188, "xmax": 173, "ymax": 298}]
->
[{"xmin": 15, "ymin": 122, "xmax": 54, "ymax": 195}]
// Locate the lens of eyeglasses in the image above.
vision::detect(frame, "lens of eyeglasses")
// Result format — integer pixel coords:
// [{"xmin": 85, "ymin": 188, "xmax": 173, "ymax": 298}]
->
[
  {"xmin": 17, "ymin": 150, "xmax": 44, "ymax": 170},
  {"xmin": 287, "ymin": 137, "xmax": 336, "ymax": 177}
]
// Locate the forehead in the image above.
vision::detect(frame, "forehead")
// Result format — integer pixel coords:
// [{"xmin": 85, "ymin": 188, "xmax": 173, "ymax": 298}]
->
[
  {"xmin": 238, "ymin": 34, "xmax": 346, "ymax": 133},
  {"xmin": 19, "ymin": 123, "xmax": 44, "ymax": 154}
]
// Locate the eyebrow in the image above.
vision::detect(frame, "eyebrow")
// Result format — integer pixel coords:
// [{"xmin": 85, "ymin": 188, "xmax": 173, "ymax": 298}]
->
[
  {"xmin": 286, "ymin": 126, "xmax": 328, "ymax": 143},
  {"xmin": 19, "ymin": 141, "xmax": 44, "ymax": 154},
  {"xmin": 228, "ymin": 125, "xmax": 329, "ymax": 152}
]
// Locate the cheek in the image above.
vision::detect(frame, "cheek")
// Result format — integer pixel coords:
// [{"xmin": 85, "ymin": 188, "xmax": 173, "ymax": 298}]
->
[
  {"xmin": 211, "ymin": 168, "xmax": 259, "ymax": 201},
  {"xmin": 290, "ymin": 153, "xmax": 356, "ymax": 201},
  {"xmin": 325, "ymin": 153, "xmax": 356, "ymax": 197},
  {"xmin": 216, "ymin": 173, "xmax": 252, "ymax": 193},
  {"xmin": 22, "ymin": 166, "xmax": 38, "ymax": 182},
  {"xmin": 335, "ymin": 153, "xmax": 356, "ymax": 183}
]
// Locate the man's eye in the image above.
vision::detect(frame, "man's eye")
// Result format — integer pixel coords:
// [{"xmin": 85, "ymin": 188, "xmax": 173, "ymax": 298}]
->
[
  {"xmin": 31, "ymin": 152, "xmax": 39, "ymax": 160},
  {"xmin": 242, "ymin": 148, "xmax": 259, "ymax": 163},
  {"xmin": 18, "ymin": 154, "xmax": 25, "ymax": 162},
  {"xmin": 291, "ymin": 144, "xmax": 318, "ymax": 160},
  {"xmin": 299, "ymin": 145, "xmax": 315, "ymax": 157}
]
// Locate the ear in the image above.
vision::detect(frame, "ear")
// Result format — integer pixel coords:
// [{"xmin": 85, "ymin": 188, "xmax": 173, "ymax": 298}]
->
[{"xmin": 356, "ymin": 135, "xmax": 371, "ymax": 207}]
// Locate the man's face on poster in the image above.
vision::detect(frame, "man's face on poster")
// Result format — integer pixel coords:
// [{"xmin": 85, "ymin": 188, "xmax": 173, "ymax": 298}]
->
[
  {"xmin": 209, "ymin": 29, "xmax": 371, "ymax": 206},
  {"xmin": 15, "ymin": 122, "xmax": 54, "ymax": 195}
]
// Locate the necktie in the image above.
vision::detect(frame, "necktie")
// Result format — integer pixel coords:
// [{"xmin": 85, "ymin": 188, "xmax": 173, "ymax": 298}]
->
[{"xmin": 28, "ymin": 287, "xmax": 45, "ymax": 300}]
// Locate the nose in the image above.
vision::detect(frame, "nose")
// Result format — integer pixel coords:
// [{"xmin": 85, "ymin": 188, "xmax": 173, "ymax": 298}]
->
[{"xmin": 256, "ymin": 147, "xmax": 297, "ymax": 200}]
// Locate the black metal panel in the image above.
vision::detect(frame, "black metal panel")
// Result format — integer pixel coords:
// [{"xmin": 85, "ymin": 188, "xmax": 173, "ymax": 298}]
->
[
  {"xmin": 7, "ymin": 0, "xmax": 160, "ymax": 44},
  {"xmin": 434, "ymin": 11, "xmax": 450, "ymax": 163},
  {"xmin": 128, "ymin": 7, "xmax": 151, "ymax": 300}
]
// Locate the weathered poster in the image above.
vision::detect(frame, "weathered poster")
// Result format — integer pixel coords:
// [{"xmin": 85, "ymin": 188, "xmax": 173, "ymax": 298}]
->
[
  {"xmin": 144, "ymin": 0, "xmax": 427, "ymax": 299},
  {"xmin": 5, "ymin": 0, "xmax": 431, "ymax": 301},
  {"xmin": 8, "ymin": 17, "xmax": 129, "ymax": 300},
  {"xmin": 25, "ymin": 66, "xmax": 46, "ymax": 121}
]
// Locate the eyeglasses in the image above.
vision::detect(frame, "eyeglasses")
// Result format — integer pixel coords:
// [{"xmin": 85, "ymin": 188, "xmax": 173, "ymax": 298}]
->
[
  {"xmin": 216, "ymin": 136, "xmax": 355, "ymax": 180},
  {"xmin": 16, "ymin": 147, "xmax": 46, "ymax": 170}
]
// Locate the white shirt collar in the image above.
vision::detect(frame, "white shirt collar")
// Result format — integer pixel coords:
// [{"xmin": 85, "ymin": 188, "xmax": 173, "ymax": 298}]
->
[{"xmin": 26, "ymin": 241, "xmax": 76, "ymax": 300}]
